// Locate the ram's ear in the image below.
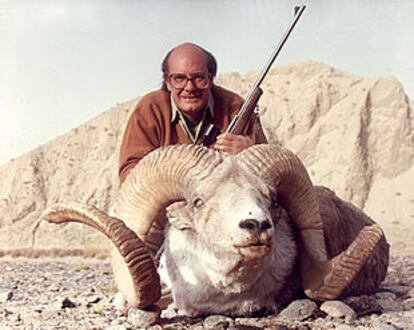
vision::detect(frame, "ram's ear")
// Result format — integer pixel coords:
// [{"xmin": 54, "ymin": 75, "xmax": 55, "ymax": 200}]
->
[{"xmin": 166, "ymin": 201, "xmax": 194, "ymax": 231}]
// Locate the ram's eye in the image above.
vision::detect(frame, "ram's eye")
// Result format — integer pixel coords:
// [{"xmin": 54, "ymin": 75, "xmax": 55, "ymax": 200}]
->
[
  {"xmin": 193, "ymin": 198, "xmax": 204, "ymax": 208},
  {"xmin": 271, "ymin": 195, "xmax": 280, "ymax": 208}
]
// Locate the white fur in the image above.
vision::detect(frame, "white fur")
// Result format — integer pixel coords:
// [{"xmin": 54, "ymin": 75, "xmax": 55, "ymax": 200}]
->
[{"xmin": 160, "ymin": 207, "xmax": 298, "ymax": 316}]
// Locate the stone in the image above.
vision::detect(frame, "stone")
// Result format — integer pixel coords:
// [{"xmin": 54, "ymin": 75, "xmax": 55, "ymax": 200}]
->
[
  {"xmin": 235, "ymin": 316, "xmax": 269, "ymax": 327},
  {"xmin": 203, "ymin": 315, "xmax": 234, "ymax": 329},
  {"xmin": 104, "ymin": 326, "xmax": 128, "ymax": 330},
  {"xmin": 161, "ymin": 302, "xmax": 180, "ymax": 318},
  {"xmin": 382, "ymin": 285, "xmax": 411, "ymax": 297},
  {"xmin": 59, "ymin": 297, "xmax": 77, "ymax": 309},
  {"xmin": 110, "ymin": 317, "xmax": 128, "ymax": 326},
  {"xmin": 262, "ymin": 326, "xmax": 292, "ymax": 330},
  {"xmin": 148, "ymin": 325, "xmax": 164, "ymax": 330},
  {"xmin": 229, "ymin": 325, "xmax": 269, "ymax": 330},
  {"xmin": 375, "ymin": 292, "xmax": 397, "ymax": 300},
  {"xmin": 0, "ymin": 290, "xmax": 13, "ymax": 303},
  {"xmin": 162, "ymin": 323, "xmax": 188, "ymax": 330},
  {"xmin": 319, "ymin": 300, "xmax": 356, "ymax": 321},
  {"xmin": 376, "ymin": 299, "xmax": 403, "ymax": 312},
  {"xmin": 113, "ymin": 291, "xmax": 126, "ymax": 314},
  {"xmin": 390, "ymin": 314, "xmax": 414, "ymax": 330},
  {"xmin": 127, "ymin": 305, "xmax": 160, "ymax": 328},
  {"xmin": 370, "ymin": 321, "xmax": 398, "ymax": 330},
  {"xmin": 48, "ymin": 283, "xmax": 60, "ymax": 292},
  {"xmin": 334, "ymin": 325, "xmax": 355, "ymax": 330},
  {"xmin": 279, "ymin": 299, "xmax": 318, "ymax": 321},
  {"xmin": 405, "ymin": 288, "xmax": 414, "ymax": 298},
  {"xmin": 86, "ymin": 294, "xmax": 102, "ymax": 305},
  {"xmin": 403, "ymin": 297, "xmax": 414, "ymax": 310},
  {"xmin": 147, "ymin": 325, "xmax": 164, "ymax": 330},
  {"xmin": 343, "ymin": 295, "xmax": 383, "ymax": 316}
]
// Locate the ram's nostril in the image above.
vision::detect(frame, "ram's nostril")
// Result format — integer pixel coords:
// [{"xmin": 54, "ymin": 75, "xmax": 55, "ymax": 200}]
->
[
  {"xmin": 239, "ymin": 219, "xmax": 260, "ymax": 232},
  {"xmin": 260, "ymin": 220, "xmax": 272, "ymax": 232},
  {"xmin": 239, "ymin": 219, "xmax": 272, "ymax": 234}
]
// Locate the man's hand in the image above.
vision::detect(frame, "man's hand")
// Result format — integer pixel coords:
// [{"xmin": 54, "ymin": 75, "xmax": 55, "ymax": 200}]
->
[{"xmin": 212, "ymin": 133, "xmax": 254, "ymax": 155}]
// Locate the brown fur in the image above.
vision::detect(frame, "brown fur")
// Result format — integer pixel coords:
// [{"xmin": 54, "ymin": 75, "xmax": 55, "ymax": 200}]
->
[{"xmin": 316, "ymin": 186, "xmax": 389, "ymax": 296}]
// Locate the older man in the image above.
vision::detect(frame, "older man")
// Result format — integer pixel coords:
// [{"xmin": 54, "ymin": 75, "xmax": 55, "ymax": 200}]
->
[{"xmin": 119, "ymin": 43, "xmax": 267, "ymax": 183}]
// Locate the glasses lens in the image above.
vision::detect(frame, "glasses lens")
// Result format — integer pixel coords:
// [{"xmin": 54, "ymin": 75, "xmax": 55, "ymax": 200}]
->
[
  {"xmin": 168, "ymin": 73, "xmax": 210, "ymax": 89},
  {"xmin": 170, "ymin": 74, "xmax": 187, "ymax": 89},
  {"xmin": 192, "ymin": 74, "xmax": 209, "ymax": 89}
]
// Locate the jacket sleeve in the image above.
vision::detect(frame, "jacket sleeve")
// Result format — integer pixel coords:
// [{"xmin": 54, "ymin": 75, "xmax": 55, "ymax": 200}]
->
[{"xmin": 119, "ymin": 102, "xmax": 161, "ymax": 183}]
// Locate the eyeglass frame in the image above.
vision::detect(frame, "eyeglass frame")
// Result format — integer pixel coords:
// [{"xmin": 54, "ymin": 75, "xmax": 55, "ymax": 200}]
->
[{"xmin": 166, "ymin": 72, "xmax": 212, "ymax": 90}]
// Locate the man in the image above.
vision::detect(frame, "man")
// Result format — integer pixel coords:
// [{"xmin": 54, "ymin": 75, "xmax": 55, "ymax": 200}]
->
[{"xmin": 119, "ymin": 43, "xmax": 267, "ymax": 183}]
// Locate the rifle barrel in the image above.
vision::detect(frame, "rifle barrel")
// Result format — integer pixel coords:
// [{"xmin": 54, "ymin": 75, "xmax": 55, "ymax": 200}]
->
[
  {"xmin": 225, "ymin": 5, "xmax": 306, "ymax": 134},
  {"xmin": 254, "ymin": 5, "xmax": 306, "ymax": 88}
]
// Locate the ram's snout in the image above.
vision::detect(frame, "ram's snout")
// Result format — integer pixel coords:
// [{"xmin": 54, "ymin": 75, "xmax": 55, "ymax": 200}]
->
[
  {"xmin": 234, "ymin": 215, "xmax": 273, "ymax": 260},
  {"xmin": 239, "ymin": 218, "xmax": 272, "ymax": 235}
]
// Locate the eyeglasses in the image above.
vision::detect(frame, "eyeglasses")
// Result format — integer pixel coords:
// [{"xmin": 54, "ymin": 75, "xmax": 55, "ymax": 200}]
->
[{"xmin": 167, "ymin": 72, "xmax": 211, "ymax": 90}]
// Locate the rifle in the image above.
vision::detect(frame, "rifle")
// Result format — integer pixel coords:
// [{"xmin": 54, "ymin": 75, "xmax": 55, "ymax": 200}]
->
[{"xmin": 202, "ymin": 5, "xmax": 306, "ymax": 147}]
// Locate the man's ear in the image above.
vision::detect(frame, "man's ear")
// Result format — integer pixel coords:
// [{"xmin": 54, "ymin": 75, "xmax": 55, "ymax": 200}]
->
[
  {"xmin": 166, "ymin": 201, "xmax": 193, "ymax": 231},
  {"xmin": 165, "ymin": 80, "xmax": 172, "ymax": 92}
]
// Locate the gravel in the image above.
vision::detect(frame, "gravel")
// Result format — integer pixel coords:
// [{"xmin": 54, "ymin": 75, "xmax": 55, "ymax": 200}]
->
[{"xmin": 0, "ymin": 255, "xmax": 413, "ymax": 329}]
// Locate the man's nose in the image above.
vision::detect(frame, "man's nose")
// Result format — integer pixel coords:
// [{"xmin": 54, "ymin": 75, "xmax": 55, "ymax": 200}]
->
[{"xmin": 183, "ymin": 78, "xmax": 197, "ymax": 91}]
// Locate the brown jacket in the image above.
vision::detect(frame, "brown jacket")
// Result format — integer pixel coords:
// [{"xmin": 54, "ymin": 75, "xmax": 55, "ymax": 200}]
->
[{"xmin": 119, "ymin": 85, "xmax": 267, "ymax": 182}]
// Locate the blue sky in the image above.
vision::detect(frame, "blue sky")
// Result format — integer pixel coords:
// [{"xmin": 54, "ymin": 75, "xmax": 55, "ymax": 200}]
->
[{"xmin": 1, "ymin": 0, "xmax": 413, "ymax": 164}]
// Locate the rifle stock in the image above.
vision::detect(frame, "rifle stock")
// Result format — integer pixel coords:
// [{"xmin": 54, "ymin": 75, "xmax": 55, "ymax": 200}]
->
[{"xmin": 227, "ymin": 87, "xmax": 263, "ymax": 135}]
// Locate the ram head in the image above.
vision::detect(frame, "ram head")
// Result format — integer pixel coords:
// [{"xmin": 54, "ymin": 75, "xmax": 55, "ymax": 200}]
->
[{"xmin": 42, "ymin": 144, "xmax": 389, "ymax": 318}]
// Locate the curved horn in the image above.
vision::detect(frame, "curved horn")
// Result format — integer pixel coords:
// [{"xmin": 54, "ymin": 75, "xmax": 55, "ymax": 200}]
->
[
  {"xmin": 237, "ymin": 144, "xmax": 327, "ymax": 263},
  {"xmin": 114, "ymin": 144, "xmax": 224, "ymax": 255},
  {"xmin": 237, "ymin": 144, "xmax": 383, "ymax": 300},
  {"xmin": 41, "ymin": 202, "xmax": 160, "ymax": 308}
]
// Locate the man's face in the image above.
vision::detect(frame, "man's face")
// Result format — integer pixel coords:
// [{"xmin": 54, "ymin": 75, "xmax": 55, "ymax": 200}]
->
[{"xmin": 166, "ymin": 46, "xmax": 212, "ymax": 123}]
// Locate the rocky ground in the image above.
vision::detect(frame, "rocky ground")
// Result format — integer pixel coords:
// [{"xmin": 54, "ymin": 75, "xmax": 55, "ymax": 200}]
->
[{"xmin": 0, "ymin": 255, "xmax": 413, "ymax": 330}]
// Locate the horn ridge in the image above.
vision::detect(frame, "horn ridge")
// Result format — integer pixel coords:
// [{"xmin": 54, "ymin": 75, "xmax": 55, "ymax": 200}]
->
[{"xmin": 159, "ymin": 145, "xmax": 223, "ymax": 184}]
